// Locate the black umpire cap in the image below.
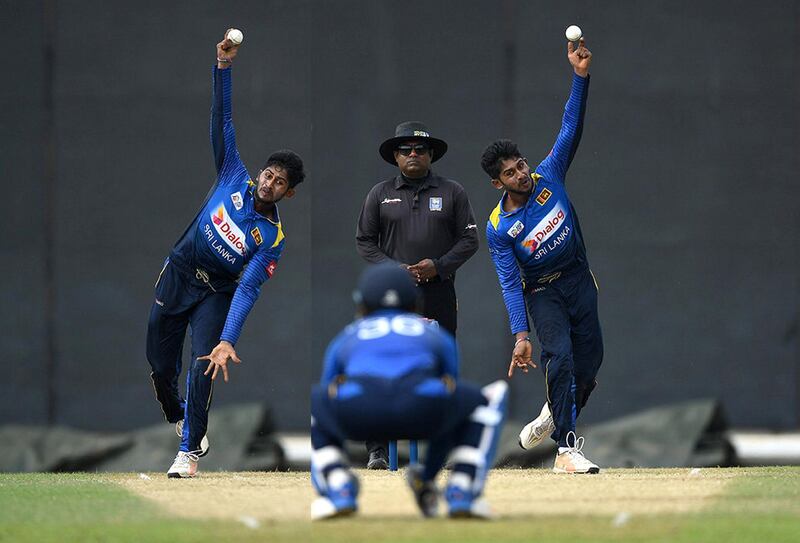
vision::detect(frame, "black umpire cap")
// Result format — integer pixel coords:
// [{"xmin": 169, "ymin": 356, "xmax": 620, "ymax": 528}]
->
[
  {"xmin": 379, "ymin": 121, "xmax": 448, "ymax": 165},
  {"xmin": 353, "ymin": 263, "xmax": 420, "ymax": 313}
]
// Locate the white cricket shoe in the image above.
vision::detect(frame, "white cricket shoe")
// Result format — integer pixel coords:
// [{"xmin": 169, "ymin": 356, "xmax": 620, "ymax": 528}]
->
[
  {"xmin": 175, "ymin": 420, "xmax": 210, "ymax": 457},
  {"xmin": 552, "ymin": 431, "xmax": 600, "ymax": 474},
  {"xmin": 167, "ymin": 451, "xmax": 199, "ymax": 478},
  {"xmin": 518, "ymin": 402, "xmax": 555, "ymax": 450}
]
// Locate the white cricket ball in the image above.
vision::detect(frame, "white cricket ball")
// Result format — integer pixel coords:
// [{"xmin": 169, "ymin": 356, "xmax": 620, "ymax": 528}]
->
[
  {"xmin": 227, "ymin": 28, "xmax": 244, "ymax": 45},
  {"xmin": 565, "ymin": 25, "xmax": 582, "ymax": 42}
]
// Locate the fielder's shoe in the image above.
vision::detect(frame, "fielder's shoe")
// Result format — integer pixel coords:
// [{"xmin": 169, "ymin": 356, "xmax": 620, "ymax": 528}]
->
[
  {"xmin": 553, "ymin": 431, "xmax": 600, "ymax": 474},
  {"xmin": 310, "ymin": 469, "xmax": 359, "ymax": 520},
  {"xmin": 445, "ymin": 484, "xmax": 494, "ymax": 520},
  {"xmin": 175, "ymin": 420, "xmax": 210, "ymax": 458},
  {"xmin": 167, "ymin": 451, "xmax": 199, "ymax": 478},
  {"xmin": 406, "ymin": 464, "xmax": 438, "ymax": 518},
  {"xmin": 518, "ymin": 401, "xmax": 555, "ymax": 450},
  {"xmin": 366, "ymin": 448, "xmax": 389, "ymax": 470}
]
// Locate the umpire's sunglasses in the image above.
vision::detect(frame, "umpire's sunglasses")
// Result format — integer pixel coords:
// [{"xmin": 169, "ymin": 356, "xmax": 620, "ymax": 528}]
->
[{"xmin": 396, "ymin": 144, "xmax": 431, "ymax": 156}]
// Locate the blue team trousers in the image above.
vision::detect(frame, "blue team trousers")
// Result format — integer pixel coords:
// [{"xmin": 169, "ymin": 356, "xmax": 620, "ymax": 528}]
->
[
  {"xmin": 146, "ymin": 261, "xmax": 233, "ymax": 452},
  {"xmin": 524, "ymin": 267, "xmax": 603, "ymax": 447},
  {"xmin": 312, "ymin": 374, "xmax": 489, "ymax": 483}
]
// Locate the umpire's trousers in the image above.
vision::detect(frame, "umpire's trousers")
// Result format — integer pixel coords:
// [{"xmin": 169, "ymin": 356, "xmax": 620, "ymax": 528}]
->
[{"xmin": 524, "ymin": 267, "xmax": 603, "ymax": 447}]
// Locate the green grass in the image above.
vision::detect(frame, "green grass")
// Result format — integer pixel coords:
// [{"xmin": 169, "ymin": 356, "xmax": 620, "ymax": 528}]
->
[
  {"xmin": 0, "ymin": 473, "xmax": 305, "ymax": 543},
  {"xmin": 1, "ymin": 468, "xmax": 799, "ymax": 542}
]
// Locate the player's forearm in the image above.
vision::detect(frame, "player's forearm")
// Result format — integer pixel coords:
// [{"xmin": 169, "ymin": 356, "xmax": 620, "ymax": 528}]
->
[
  {"xmin": 502, "ymin": 288, "xmax": 529, "ymax": 335},
  {"xmin": 545, "ymin": 74, "xmax": 590, "ymax": 176},
  {"xmin": 220, "ymin": 284, "xmax": 259, "ymax": 345},
  {"xmin": 565, "ymin": 73, "xmax": 589, "ymax": 122},
  {"xmin": 210, "ymin": 66, "xmax": 236, "ymax": 174}
]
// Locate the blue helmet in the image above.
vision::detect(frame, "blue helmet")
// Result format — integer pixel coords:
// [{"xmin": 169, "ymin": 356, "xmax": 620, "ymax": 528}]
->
[{"xmin": 353, "ymin": 263, "xmax": 420, "ymax": 313}]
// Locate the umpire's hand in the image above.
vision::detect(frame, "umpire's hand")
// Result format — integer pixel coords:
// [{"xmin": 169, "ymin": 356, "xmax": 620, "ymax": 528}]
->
[
  {"xmin": 199, "ymin": 340, "xmax": 242, "ymax": 382},
  {"xmin": 216, "ymin": 29, "xmax": 241, "ymax": 68},
  {"xmin": 508, "ymin": 336, "xmax": 536, "ymax": 377}
]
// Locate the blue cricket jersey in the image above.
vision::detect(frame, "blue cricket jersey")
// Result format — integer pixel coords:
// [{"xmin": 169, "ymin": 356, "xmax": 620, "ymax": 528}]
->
[
  {"xmin": 320, "ymin": 310, "xmax": 459, "ymax": 395},
  {"xmin": 168, "ymin": 66, "xmax": 285, "ymax": 345},
  {"xmin": 486, "ymin": 74, "xmax": 591, "ymax": 334}
]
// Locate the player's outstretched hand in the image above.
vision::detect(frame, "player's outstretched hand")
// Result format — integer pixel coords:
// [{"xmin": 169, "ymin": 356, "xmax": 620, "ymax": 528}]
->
[
  {"xmin": 568, "ymin": 38, "xmax": 591, "ymax": 77},
  {"xmin": 216, "ymin": 29, "xmax": 241, "ymax": 68},
  {"xmin": 199, "ymin": 340, "xmax": 242, "ymax": 382},
  {"xmin": 508, "ymin": 338, "xmax": 536, "ymax": 378}
]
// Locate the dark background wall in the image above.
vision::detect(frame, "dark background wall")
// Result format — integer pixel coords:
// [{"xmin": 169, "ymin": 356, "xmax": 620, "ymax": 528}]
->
[
  {"xmin": 2, "ymin": 1, "xmax": 797, "ymax": 433},
  {"xmin": 309, "ymin": 0, "xmax": 799, "ymax": 429},
  {"xmin": 1, "ymin": 0, "xmax": 312, "ymax": 432}
]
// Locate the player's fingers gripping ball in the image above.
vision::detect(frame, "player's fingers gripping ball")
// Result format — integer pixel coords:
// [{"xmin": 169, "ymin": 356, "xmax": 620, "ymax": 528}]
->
[
  {"xmin": 226, "ymin": 28, "xmax": 244, "ymax": 46},
  {"xmin": 217, "ymin": 28, "xmax": 244, "ymax": 64}
]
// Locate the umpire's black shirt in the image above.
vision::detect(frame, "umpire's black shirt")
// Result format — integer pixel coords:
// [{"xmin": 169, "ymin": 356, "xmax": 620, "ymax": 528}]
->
[{"xmin": 356, "ymin": 171, "xmax": 479, "ymax": 280}]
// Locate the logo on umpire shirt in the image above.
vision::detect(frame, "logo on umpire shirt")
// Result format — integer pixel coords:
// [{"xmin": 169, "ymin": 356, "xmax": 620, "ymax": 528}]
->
[
  {"xmin": 211, "ymin": 204, "xmax": 248, "ymax": 256},
  {"xmin": 429, "ymin": 197, "xmax": 443, "ymax": 211}
]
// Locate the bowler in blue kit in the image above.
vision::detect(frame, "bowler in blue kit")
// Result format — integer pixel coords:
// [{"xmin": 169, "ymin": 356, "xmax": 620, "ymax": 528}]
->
[
  {"xmin": 311, "ymin": 264, "xmax": 508, "ymax": 519},
  {"xmin": 145, "ymin": 33, "xmax": 306, "ymax": 478},
  {"xmin": 483, "ymin": 38, "xmax": 602, "ymax": 474}
]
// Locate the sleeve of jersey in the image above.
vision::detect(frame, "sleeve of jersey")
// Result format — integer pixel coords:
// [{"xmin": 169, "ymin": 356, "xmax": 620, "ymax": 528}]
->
[
  {"xmin": 210, "ymin": 66, "xmax": 247, "ymax": 185},
  {"xmin": 486, "ymin": 221, "xmax": 529, "ymax": 335},
  {"xmin": 537, "ymin": 74, "xmax": 590, "ymax": 184},
  {"xmin": 219, "ymin": 239, "xmax": 284, "ymax": 345},
  {"xmin": 433, "ymin": 186, "xmax": 479, "ymax": 279},
  {"xmin": 355, "ymin": 185, "xmax": 397, "ymax": 264},
  {"xmin": 320, "ymin": 332, "xmax": 349, "ymax": 386}
]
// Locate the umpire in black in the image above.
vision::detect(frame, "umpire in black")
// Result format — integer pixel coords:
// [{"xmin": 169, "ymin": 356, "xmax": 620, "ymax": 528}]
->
[{"xmin": 356, "ymin": 121, "xmax": 479, "ymax": 468}]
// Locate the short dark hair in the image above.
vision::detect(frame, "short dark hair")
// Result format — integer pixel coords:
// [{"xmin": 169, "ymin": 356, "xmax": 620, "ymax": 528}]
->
[
  {"xmin": 480, "ymin": 139, "xmax": 522, "ymax": 179},
  {"xmin": 263, "ymin": 150, "xmax": 306, "ymax": 188}
]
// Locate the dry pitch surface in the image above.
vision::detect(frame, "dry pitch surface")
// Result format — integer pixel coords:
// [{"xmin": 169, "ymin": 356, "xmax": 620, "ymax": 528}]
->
[{"xmin": 113, "ymin": 467, "xmax": 730, "ymax": 521}]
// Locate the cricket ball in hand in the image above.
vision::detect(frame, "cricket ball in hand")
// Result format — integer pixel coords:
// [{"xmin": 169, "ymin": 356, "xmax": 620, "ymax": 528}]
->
[
  {"xmin": 565, "ymin": 25, "xmax": 582, "ymax": 42},
  {"xmin": 227, "ymin": 28, "xmax": 244, "ymax": 45}
]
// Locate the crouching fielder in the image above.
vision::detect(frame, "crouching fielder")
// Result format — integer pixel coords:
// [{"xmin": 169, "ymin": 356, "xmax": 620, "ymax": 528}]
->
[{"xmin": 311, "ymin": 264, "xmax": 508, "ymax": 520}]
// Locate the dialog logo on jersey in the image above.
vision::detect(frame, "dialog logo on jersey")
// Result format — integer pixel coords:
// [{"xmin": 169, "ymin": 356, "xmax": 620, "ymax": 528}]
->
[
  {"xmin": 266, "ymin": 260, "xmax": 277, "ymax": 277},
  {"xmin": 520, "ymin": 202, "xmax": 567, "ymax": 253},
  {"xmin": 211, "ymin": 204, "xmax": 248, "ymax": 256}
]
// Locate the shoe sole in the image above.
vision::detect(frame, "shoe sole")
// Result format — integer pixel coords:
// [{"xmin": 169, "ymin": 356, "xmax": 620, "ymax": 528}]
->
[
  {"xmin": 449, "ymin": 510, "xmax": 492, "ymax": 520},
  {"xmin": 312, "ymin": 506, "xmax": 356, "ymax": 520},
  {"xmin": 448, "ymin": 503, "xmax": 494, "ymax": 520},
  {"xmin": 311, "ymin": 497, "xmax": 358, "ymax": 521},
  {"xmin": 167, "ymin": 472, "xmax": 196, "ymax": 478},
  {"xmin": 552, "ymin": 467, "xmax": 600, "ymax": 474},
  {"xmin": 367, "ymin": 460, "xmax": 389, "ymax": 470},
  {"xmin": 517, "ymin": 423, "xmax": 554, "ymax": 450}
]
